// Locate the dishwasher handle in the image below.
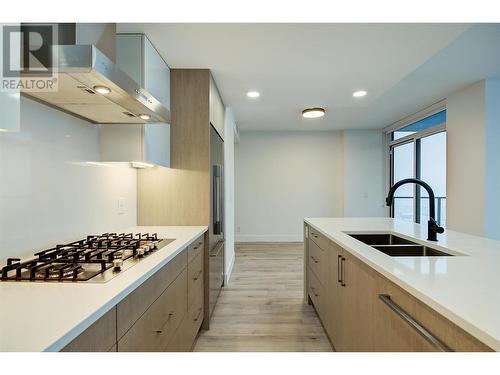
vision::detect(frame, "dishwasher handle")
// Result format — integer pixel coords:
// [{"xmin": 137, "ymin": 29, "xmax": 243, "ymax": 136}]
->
[{"xmin": 378, "ymin": 294, "xmax": 453, "ymax": 352}]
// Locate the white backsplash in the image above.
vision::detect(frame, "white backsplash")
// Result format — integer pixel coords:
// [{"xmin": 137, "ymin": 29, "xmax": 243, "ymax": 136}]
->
[{"xmin": 0, "ymin": 98, "xmax": 137, "ymax": 262}]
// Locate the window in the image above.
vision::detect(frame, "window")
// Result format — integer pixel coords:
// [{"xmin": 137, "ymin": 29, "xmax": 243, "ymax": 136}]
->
[
  {"xmin": 392, "ymin": 142, "xmax": 414, "ymax": 221},
  {"xmin": 393, "ymin": 110, "xmax": 447, "ymax": 141},
  {"xmin": 389, "ymin": 109, "xmax": 447, "ymax": 226}
]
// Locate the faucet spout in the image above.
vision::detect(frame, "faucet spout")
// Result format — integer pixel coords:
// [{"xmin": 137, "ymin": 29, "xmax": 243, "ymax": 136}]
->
[{"xmin": 386, "ymin": 178, "xmax": 444, "ymax": 241}]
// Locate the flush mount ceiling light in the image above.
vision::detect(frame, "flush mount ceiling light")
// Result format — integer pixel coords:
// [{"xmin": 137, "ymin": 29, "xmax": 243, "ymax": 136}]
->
[
  {"xmin": 138, "ymin": 114, "xmax": 151, "ymax": 120},
  {"xmin": 302, "ymin": 107, "xmax": 325, "ymax": 119},
  {"xmin": 93, "ymin": 85, "xmax": 111, "ymax": 95},
  {"xmin": 353, "ymin": 90, "xmax": 367, "ymax": 98},
  {"xmin": 246, "ymin": 91, "xmax": 260, "ymax": 98}
]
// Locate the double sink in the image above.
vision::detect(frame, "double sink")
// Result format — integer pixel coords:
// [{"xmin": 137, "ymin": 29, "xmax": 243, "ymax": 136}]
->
[{"xmin": 347, "ymin": 233, "xmax": 455, "ymax": 257}]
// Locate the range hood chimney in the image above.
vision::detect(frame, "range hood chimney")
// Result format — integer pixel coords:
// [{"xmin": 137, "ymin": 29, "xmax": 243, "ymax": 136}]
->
[
  {"xmin": 56, "ymin": 23, "xmax": 117, "ymax": 63},
  {"xmin": 20, "ymin": 23, "xmax": 170, "ymax": 124}
]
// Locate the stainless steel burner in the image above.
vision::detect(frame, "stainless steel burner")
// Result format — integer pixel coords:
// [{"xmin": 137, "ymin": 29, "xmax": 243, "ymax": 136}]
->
[{"xmin": 1, "ymin": 233, "xmax": 175, "ymax": 283}]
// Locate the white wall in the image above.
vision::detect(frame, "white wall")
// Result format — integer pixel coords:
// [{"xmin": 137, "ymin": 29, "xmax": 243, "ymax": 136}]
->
[
  {"xmin": 235, "ymin": 131, "xmax": 344, "ymax": 242},
  {"xmin": 446, "ymin": 78, "xmax": 500, "ymax": 239},
  {"xmin": 224, "ymin": 108, "xmax": 236, "ymax": 284},
  {"xmin": 484, "ymin": 78, "xmax": 500, "ymax": 239},
  {"xmin": 446, "ymin": 81, "xmax": 486, "ymax": 236},
  {"xmin": 343, "ymin": 130, "xmax": 387, "ymax": 217},
  {"xmin": 0, "ymin": 98, "xmax": 137, "ymax": 262}
]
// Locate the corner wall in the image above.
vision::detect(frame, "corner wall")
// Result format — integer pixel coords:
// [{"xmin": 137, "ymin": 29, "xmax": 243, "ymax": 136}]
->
[
  {"xmin": 446, "ymin": 78, "xmax": 500, "ymax": 239},
  {"xmin": 343, "ymin": 130, "xmax": 387, "ymax": 217},
  {"xmin": 235, "ymin": 131, "xmax": 344, "ymax": 242},
  {"xmin": 446, "ymin": 81, "xmax": 486, "ymax": 235},
  {"xmin": 484, "ymin": 78, "xmax": 500, "ymax": 239}
]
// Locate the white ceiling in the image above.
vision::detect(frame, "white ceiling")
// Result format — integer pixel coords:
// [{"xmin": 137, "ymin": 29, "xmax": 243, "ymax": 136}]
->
[{"xmin": 117, "ymin": 23, "xmax": 500, "ymax": 131}]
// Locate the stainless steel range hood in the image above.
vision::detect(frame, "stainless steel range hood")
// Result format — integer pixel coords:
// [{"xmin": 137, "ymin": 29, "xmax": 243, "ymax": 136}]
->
[{"xmin": 21, "ymin": 24, "xmax": 170, "ymax": 124}]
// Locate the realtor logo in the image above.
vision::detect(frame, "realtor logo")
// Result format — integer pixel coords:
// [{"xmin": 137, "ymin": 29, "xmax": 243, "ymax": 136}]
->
[{"xmin": 1, "ymin": 23, "xmax": 58, "ymax": 92}]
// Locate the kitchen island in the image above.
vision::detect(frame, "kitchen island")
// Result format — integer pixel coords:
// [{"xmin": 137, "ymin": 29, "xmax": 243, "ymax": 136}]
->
[
  {"xmin": 304, "ymin": 217, "xmax": 500, "ymax": 351},
  {"xmin": 0, "ymin": 226, "xmax": 207, "ymax": 352}
]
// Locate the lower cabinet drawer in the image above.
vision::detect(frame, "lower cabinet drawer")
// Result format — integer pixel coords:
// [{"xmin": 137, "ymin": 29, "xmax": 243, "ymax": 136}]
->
[
  {"xmin": 117, "ymin": 269, "xmax": 188, "ymax": 352},
  {"xmin": 61, "ymin": 307, "xmax": 117, "ymax": 352},
  {"xmin": 188, "ymin": 252, "xmax": 204, "ymax": 307},
  {"xmin": 168, "ymin": 255, "xmax": 205, "ymax": 352},
  {"xmin": 374, "ymin": 274, "xmax": 493, "ymax": 352},
  {"xmin": 308, "ymin": 238, "xmax": 326, "ymax": 283},
  {"xmin": 309, "ymin": 226, "xmax": 330, "ymax": 251},
  {"xmin": 188, "ymin": 235, "xmax": 205, "ymax": 264},
  {"xmin": 117, "ymin": 249, "xmax": 187, "ymax": 339},
  {"xmin": 308, "ymin": 266, "xmax": 325, "ymax": 317},
  {"xmin": 167, "ymin": 293, "xmax": 204, "ymax": 352}
]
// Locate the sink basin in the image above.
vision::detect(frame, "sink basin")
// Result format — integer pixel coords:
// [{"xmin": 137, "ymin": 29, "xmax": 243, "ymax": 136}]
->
[
  {"xmin": 348, "ymin": 233, "xmax": 416, "ymax": 246},
  {"xmin": 372, "ymin": 245, "xmax": 453, "ymax": 257},
  {"xmin": 346, "ymin": 232, "xmax": 454, "ymax": 257}
]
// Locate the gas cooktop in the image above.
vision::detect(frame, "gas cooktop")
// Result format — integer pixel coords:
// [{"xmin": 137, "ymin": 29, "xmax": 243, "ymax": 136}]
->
[{"xmin": 0, "ymin": 233, "xmax": 174, "ymax": 283}]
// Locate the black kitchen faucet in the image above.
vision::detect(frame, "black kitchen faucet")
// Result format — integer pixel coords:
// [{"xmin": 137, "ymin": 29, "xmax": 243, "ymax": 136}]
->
[{"xmin": 385, "ymin": 178, "xmax": 445, "ymax": 241}]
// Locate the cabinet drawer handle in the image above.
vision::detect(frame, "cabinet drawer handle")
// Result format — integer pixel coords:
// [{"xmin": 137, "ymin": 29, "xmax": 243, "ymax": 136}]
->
[
  {"xmin": 310, "ymin": 255, "xmax": 319, "ymax": 264},
  {"xmin": 341, "ymin": 257, "xmax": 346, "ymax": 287},
  {"xmin": 378, "ymin": 294, "xmax": 453, "ymax": 352},
  {"xmin": 155, "ymin": 312, "xmax": 174, "ymax": 334},
  {"xmin": 193, "ymin": 270, "xmax": 202, "ymax": 281},
  {"xmin": 193, "ymin": 307, "xmax": 203, "ymax": 322},
  {"xmin": 337, "ymin": 255, "xmax": 342, "ymax": 283}
]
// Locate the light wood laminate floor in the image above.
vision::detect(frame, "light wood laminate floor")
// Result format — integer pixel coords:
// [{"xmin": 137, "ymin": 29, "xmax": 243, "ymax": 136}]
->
[{"xmin": 194, "ymin": 242, "xmax": 333, "ymax": 351}]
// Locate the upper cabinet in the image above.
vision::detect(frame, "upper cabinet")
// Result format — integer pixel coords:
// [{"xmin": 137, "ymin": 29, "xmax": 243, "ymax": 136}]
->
[
  {"xmin": 116, "ymin": 34, "xmax": 171, "ymax": 110},
  {"xmin": 209, "ymin": 74, "xmax": 225, "ymax": 140},
  {"xmin": 101, "ymin": 34, "xmax": 171, "ymax": 168}
]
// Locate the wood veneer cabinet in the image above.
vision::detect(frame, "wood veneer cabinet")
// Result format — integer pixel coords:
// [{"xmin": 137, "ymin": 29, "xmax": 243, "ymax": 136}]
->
[
  {"xmin": 137, "ymin": 69, "xmax": 225, "ymax": 329},
  {"xmin": 61, "ymin": 307, "xmax": 117, "ymax": 352},
  {"xmin": 209, "ymin": 74, "xmax": 225, "ymax": 139},
  {"xmin": 117, "ymin": 249, "xmax": 188, "ymax": 339},
  {"xmin": 304, "ymin": 224, "xmax": 493, "ymax": 352},
  {"xmin": 167, "ymin": 248, "xmax": 205, "ymax": 351},
  {"xmin": 62, "ymin": 234, "xmax": 207, "ymax": 352},
  {"xmin": 118, "ymin": 269, "xmax": 187, "ymax": 351}
]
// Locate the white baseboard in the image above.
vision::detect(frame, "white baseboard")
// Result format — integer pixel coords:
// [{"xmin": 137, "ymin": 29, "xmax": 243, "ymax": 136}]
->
[
  {"xmin": 224, "ymin": 252, "xmax": 235, "ymax": 285},
  {"xmin": 235, "ymin": 234, "xmax": 303, "ymax": 242}
]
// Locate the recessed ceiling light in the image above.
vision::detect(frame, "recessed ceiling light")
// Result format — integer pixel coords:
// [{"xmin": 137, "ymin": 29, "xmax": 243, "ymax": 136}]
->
[
  {"xmin": 302, "ymin": 107, "xmax": 325, "ymax": 119},
  {"xmin": 353, "ymin": 90, "xmax": 367, "ymax": 98},
  {"xmin": 93, "ymin": 85, "xmax": 111, "ymax": 95},
  {"xmin": 247, "ymin": 91, "xmax": 260, "ymax": 98},
  {"xmin": 138, "ymin": 114, "xmax": 151, "ymax": 120}
]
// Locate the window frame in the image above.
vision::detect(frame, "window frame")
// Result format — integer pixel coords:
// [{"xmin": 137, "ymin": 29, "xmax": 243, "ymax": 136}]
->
[{"xmin": 385, "ymin": 103, "xmax": 447, "ymax": 224}]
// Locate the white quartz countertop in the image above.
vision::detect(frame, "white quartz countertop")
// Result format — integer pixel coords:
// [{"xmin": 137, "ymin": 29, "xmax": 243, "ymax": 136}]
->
[
  {"xmin": 0, "ymin": 226, "xmax": 207, "ymax": 352},
  {"xmin": 304, "ymin": 217, "xmax": 500, "ymax": 351}
]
